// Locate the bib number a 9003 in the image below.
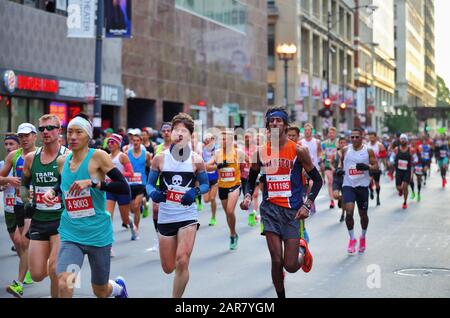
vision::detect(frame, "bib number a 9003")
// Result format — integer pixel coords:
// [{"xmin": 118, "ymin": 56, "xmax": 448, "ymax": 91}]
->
[{"xmin": 64, "ymin": 189, "xmax": 95, "ymax": 219}]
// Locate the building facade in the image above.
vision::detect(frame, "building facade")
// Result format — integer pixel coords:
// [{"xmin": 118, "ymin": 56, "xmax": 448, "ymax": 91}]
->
[
  {"xmin": 394, "ymin": 0, "xmax": 436, "ymax": 133},
  {"xmin": 0, "ymin": 0, "xmax": 125, "ymax": 148},
  {"xmin": 121, "ymin": 0, "xmax": 268, "ymax": 134},
  {"xmin": 268, "ymin": 0, "xmax": 356, "ymax": 134}
]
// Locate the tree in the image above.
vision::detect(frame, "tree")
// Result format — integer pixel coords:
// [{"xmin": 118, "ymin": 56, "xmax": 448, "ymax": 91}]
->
[
  {"xmin": 384, "ymin": 105, "xmax": 418, "ymax": 134},
  {"xmin": 436, "ymin": 76, "xmax": 450, "ymax": 107}
]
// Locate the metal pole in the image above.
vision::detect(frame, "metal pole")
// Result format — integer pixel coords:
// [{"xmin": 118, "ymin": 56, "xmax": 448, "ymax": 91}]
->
[
  {"xmin": 327, "ymin": 11, "xmax": 331, "ymax": 99},
  {"xmin": 284, "ymin": 59, "xmax": 288, "ymax": 108},
  {"xmin": 93, "ymin": 0, "xmax": 104, "ymax": 133}
]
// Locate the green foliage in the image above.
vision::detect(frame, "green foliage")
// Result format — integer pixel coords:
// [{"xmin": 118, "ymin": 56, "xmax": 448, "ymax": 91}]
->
[
  {"xmin": 436, "ymin": 76, "xmax": 450, "ymax": 106},
  {"xmin": 384, "ymin": 105, "xmax": 418, "ymax": 134}
]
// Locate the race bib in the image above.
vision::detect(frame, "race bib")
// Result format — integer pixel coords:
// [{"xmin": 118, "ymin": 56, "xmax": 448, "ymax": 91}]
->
[
  {"xmin": 166, "ymin": 185, "xmax": 187, "ymax": 205},
  {"xmin": 64, "ymin": 189, "xmax": 95, "ymax": 219},
  {"xmin": 414, "ymin": 166, "xmax": 423, "ymax": 175},
  {"xmin": 326, "ymin": 148, "xmax": 336, "ymax": 161},
  {"xmin": 35, "ymin": 186, "xmax": 61, "ymax": 211},
  {"xmin": 422, "ymin": 152, "xmax": 430, "ymax": 160},
  {"xmin": 5, "ymin": 193, "xmax": 15, "ymax": 213},
  {"xmin": 398, "ymin": 159, "xmax": 408, "ymax": 171},
  {"xmin": 220, "ymin": 168, "xmax": 236, "ymax": 183},
  {"xmin": 440, "ymin": 150, "xmax": 448, "ymax": 158},
  {"xmin": 348, "ymin": 166, "xmax": 365, "ymax": 179},
  {"xmin": 267, "ymin": 175, "xmax": 292, "ymax": 198},
  {"xmin": 127, "ymin": 172, "xmax": 142, "ymax": 184}
]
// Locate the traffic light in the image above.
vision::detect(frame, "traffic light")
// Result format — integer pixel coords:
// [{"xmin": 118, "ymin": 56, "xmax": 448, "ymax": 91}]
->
[
  {"xmin": 324, "ymin": 98, "xmax": 332, "ymax": 109},
  {"xmin": 339, "ymin": 102, "xmax": 347, "ymax": 110}
]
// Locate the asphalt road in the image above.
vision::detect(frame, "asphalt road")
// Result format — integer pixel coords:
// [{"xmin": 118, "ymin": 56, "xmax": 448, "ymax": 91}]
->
[{"xmin": 1, "ymin": 164, "xmax": 449, "ymax": 298}]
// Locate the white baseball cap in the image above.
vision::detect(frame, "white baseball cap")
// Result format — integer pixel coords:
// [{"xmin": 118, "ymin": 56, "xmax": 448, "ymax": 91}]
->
[
  {"xmin": 399, "ymin": 134, "xmax": 408, "ymax": 141},
  {"xmin": 17, "ymin": 123, "xmax": 37, "ymax": 134}
]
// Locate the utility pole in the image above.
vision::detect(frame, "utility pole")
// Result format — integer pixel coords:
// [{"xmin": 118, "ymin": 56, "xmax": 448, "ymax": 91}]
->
[{"xmin": 93, "ymin": 0, "xmax": 104, "ymax": 136}]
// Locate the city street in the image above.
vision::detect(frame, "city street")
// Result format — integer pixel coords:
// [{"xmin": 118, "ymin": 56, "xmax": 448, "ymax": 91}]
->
[{"xmin": 1, "ymin": 165, "xmax": 449, "ymax": 298}]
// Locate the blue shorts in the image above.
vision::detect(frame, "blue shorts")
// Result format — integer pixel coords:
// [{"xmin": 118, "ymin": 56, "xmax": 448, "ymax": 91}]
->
[
  {"xmin": 106, "ymin": 192, "xmax": 131, "ymax": 205},
  {"xmin": 343, "ymin": 186, "xmax": 369, "ymax": 210}
]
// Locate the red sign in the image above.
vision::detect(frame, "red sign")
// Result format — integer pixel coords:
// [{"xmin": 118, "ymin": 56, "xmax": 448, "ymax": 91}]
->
[
  {"xmin": 16, "ymin": 75, "xmax": 58, "ymax": 94},
  {"xmin": 49, "ymin": 102, "xmax": 68, "ymax": 126}
]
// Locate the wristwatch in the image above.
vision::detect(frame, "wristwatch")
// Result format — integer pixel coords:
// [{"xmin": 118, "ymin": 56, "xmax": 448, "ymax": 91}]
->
[
  {"xmin": 91, "ymin": 178, "xmax": 100, "ymax": 189},
  {"xmin": 303, "ymin": 202, "xmax": 313, "ymax": 212}
]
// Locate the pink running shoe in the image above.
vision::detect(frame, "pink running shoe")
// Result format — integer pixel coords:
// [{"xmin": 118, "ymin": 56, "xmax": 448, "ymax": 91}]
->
[
  {"xmin": 359, "ymin": 236, "xmax": 366, "ymax": 253},
  {"xmin": 347, "ymin": 239, "xmax": 357, "ymax": 255}
]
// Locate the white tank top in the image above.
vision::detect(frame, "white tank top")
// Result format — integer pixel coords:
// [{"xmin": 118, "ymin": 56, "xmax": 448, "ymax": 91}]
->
[
  {"xmin": 343, "ymin": 144, "xmax": 371, "ymax": 188},
  {"xmin": 158, "ymin": 148, "xmax": 197, "ymax": 224},
  {"xmin": 111, "ymin": 153, "xmax": 125, "ymax": 174},
  {"xmin": 301, "ymin": 138, "xmax": 319, "ymax": 169},
  {"xmin": 366, "ymin": 142, "xmax": 381, "ymax": 164},
  {"xmin": 0, "ymin": 161, "xmax": 15, "ymax": 213}
]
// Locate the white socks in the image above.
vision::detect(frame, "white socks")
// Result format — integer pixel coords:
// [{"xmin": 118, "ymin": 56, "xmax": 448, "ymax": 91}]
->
[
  {"xmin": 109, "ymin": 280, "xmax": 123, "ymax": 297},
  {"xmin": 348, "ymin": 230, "xmax": 355, "ymax": 240}
]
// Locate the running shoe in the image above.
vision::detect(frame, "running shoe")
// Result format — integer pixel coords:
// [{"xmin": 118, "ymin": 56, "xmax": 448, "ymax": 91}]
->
[
  {"xmin": 6, "ymin": 280, "xmax": 23, "ymax": 298},
  {"xmin": 299, "ymin": 238, "xmax": 313, "ymax": 272},
  {"xmin": 358, "ymin": 236, "xmax": 366, "ymax": 253},
  {"xmin": 114, "ymin": 276, "xmax": 129, "ymax": 298},
  {"xmin": 208, "ymin": 217, "xmax": 217, "ymax": 226},
  {"xmin": 377, "ymin": 198, "xmax": 381, "ymax": 206},
  {"xmin": 248, "ymin": 212, "xmax": 257, "ymax": 227},
  {"xmin": 121, "ymin": 223, "xmax": 129, "ymax": 229},
  {"xmin": 370, "ymin": 189, "xmax": 374, "ymax": 200},
  {"xmin": 339, "ymin": 213, "xmax": 345, "ymax": 223},
  {"xmin": 329, "ymin": 200, "xmax": 335, "ymax": 209},
  {"xmin": 195, "ymin": 197, "xmax": 203, "ymax": 211},
  {"xmin": 410, "ymin": 192, "xmax": 415, "ymax": 200},
  {"xmin": 347, "ymin": 239, "xmax": 357, "ymax": 255},
  {"xmin": 142, "ymin": 202, "xmax": 149, "ymax": 218},
  {"xmin": 149, "ymin": 238, "xmax": 159, "ymax": 252},
  {"xmin": 130, "ymin": 222, "xmax": 137, "ymax": 241},
  {"xmin": 402, "ymin": 203, "xmax": 407, "ymax": 210},
  {"xmin": 417, "ymin": 194, "xmax": 421, "ymax": 202},
  {"xmin": 398, "ymin": 190, "xmax": 403, "ymax": 197},
  {"xmin": 23, "ymin": 271, "xmax": 33, "ymax": 285},
  {"xmin": 229, "ymin": 235, "xmax": 239, "ymax": 250}
]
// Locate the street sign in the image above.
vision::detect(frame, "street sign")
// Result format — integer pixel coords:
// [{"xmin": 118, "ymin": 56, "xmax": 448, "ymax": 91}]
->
[{"xmin": 67, "ymin": 0, "xmax": 97, "ymax": 38}]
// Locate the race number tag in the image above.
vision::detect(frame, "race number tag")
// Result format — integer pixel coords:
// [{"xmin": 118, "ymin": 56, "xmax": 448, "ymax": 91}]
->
[
  {"xmin": 5, "ymin": 193, "xmax": 15, "ymax": 213},
  {"xmin": 348, "ymin": 166, "xmax": 365, "ymax": 179},
  {"xmin": 267, "ymin": 175, "xmax": 292, "ymax": 198},
  {"xmin": 422, "ymin": 152, "xmax": 430, "ymax": 160},
  {"xmin": 220, "ymin": 168, "xmax": 236, "ymax": 183},
  {"xmin": 64, "ymin": 189, "xmax": 95, "ymax": 219},
  {"xmin": 127, "ymin": 172, "xmax": 142, "ymax": 184},
  {"xmin": 398, "ymin": 159, "xmax": 408, "ymax": 171},
  {"xmin": 166, "ymin": 186, "xmax": 187, "ymax": 205},
  {"xmin": 35, "ymin": 186, "xmax": 61, "ymax": 211},
  {"xmin": 326, "ymin": 148, "xmax": 336, "ymax": 161},
  {"xmin": 440, "ymin": 150, "xmax": 448, "ymax": 158},
  {"xmin": 414, "ymin": 166, "xmax": 423, "ymax": 175}
]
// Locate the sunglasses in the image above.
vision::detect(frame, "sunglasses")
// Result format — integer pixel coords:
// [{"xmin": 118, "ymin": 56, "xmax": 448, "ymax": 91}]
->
[
  {"xmin": 38, "ymin": 125, "xmax": 60, "ymax": 132},
  {"xmin": 351, "ymin": 136, "xmax": 361, "ymax": 139}
]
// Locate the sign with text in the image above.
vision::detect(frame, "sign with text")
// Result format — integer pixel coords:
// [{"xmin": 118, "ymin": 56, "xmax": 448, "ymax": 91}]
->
[
  {"xmin": 105, "ymin": 0, "xmax": 132, "ymax": 38},
  {"xmin": 67, "ymin": 0, "xmax": 97, "ymax": 38}
]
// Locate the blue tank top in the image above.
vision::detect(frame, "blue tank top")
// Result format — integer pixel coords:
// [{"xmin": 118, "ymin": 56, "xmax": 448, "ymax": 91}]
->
[
  {"xmin": 421, "ymin": 144, "xmax": 431, "ymax": 160},
  {"xmin": 128, "ymin": 148, "xmax": 147, "ymax": 185},
  {"xmin": 202, "ymin": 145, "xmax": 218, "ymax": 180},
  {"xmin": 59, "ymin": 149, "xmax": 113, "ymax": 247}
]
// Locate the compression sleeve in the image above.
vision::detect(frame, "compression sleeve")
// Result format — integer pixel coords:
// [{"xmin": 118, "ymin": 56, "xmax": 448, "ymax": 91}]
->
[
  {"xmin": 197, "ymin": 171, "xmax": 210, "ymax": 195},
  {"xmin": 122, "ymin": 162, "xmax": 134, "ymax": 178},
  {"xmin": 305, "ymin": 167, "xmax": 323, "ymax": 202},
  {"xmin": 145, "ymin": 169, "xmax": 160, "ymax": 195},
  {"xmin": 100, "ymin": 168, "xmax": 130, "ymax": 195},
  {"xmin": 245, "ymin": 168, "xmax": 259, "ymax": 196}
]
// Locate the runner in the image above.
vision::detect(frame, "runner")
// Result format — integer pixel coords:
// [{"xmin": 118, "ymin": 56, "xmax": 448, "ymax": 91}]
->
[
  {"xmin": 339, "ymin": 128, "xmax": 378, "ymax": 255},
  {"xmin": 42, "ymin": 113, "xmax": 129, "ymax": 298},
  {"xmin": 18, "ymin": 115, "xmax": 68, "ymax": 298},
  {"xmin": 394, "ymin": 134, "xmax": 413, "ymax": 209},
  {"xmin": 240, "ymin": 131, "xmax": 258, "ymax": 226},
  {"xmin": 418, "ymin": 135, "xmax": 432, "ymax": 186},
  {"xmin": 106, "ymin": 133, "xmax": 135, "ymax": 241},
  {"xmin": 436, "ymin": 134, "xmax": 449, "ymax": 188},
  {"xmin": 366, "ymin": 132, "xmax": 386, "ymax": 206},
  {"xmin": 240, "ymin": 107, "xmax": 322, "ymax": 298},
  {"xmin": 333, "ymin": 136, "xmax": 348, "ymax": 222},
  {"xmin": 207, "ymin": 130, "xmax": 247, "ymax": 250},
  {"xmin": 0, "ymin": 135, "xmax": 21, "ymax": 257},
  {"xmin": 411, "ymin": 149, "xmax": 424, "ymax": 202},
  {"xmin": 127, "ymin": 130, "xmax": 152, "ymax": 238},
  {"xmin": 0, "ymin": 123, "xmax": 37, "ymax": 297},
  {"xmin": 146, "ymin": 113, "xmax": 210, "ymax": 298},
  {"xmin": 148, "ymin": 123, "xmax": 172, "ymax": 252},
  {"xmin": 322, "ymin": 127, "xmax": 338, "ymax": 209},
  {"xmin": 202, "ymin": 133, "xmax": 219, "ymax": 226}
]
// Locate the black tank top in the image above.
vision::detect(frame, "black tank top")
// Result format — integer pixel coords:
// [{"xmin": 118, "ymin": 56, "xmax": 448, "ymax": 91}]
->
[{"xmin": 395, "ymin": 147, "xmax": 411, "ymax": 171}]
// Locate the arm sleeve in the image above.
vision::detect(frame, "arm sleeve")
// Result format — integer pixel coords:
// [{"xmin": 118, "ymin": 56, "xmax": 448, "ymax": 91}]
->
[
  {"xmin": 197, "ymin": 171, "xmax": 210, "ymax": 195},
  {"xmin": 99, "ymin": 168, "xmax": 130, "ymax": 195},
  {"xmin": 305, "ymin": 167, "xmax": 323, "ymax": 202},
  {"xmin": 245, "ymin": 168, "xmax": 259, "ymax": 196},
  {"xmin": 145, "ymin": 169, "xmax": 160, "ymax": 196},
  {"xmin": 122, "ymin": 162, "xmax": 134, "ymax": 178}
]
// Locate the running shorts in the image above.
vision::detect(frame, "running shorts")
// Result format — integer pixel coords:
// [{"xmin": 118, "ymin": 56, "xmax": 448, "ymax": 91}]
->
[
  {"xmin": 369, "ymin": 170, "xmax": 381, "ymax": 183},
  {"xmin": 332, "ymin": 173, "xmax": 343, "ymax": 192},
  {"xmin": 4, "ymin": 212, "xmax": 17, "ymax": 234},
  {"xmin": 130, "ymin": 184, "xmax": 146, "ymax": 200},
  {"xmin": 396, "ymin": 170, "xmax": 411, "ymax": 186},
  {"xmin": 259, "ymin": 200, "xmax": 300, "ymax": 240},
  {"xmin": 218, "ymin": 185, "xmax": 240, "ymax": 200},
  {"xmin": 342, "ymin": 186, "xmax": 369, "ymax": 210},
  {"xmin": 26, "ymin": 219, "xmax": 60, "ymax": 241},
  {"xmin": 157, "ymin": 220, "xmax": 199, "ymax": 237},
  {"xmin": 106, "ymin": 192, "xmax": 131, "ymax": 205}
]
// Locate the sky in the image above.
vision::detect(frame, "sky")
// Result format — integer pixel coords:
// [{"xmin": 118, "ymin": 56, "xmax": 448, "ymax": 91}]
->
[{"xmin": 435, "ymin": 0, "xmax": 450, "ymax": 85}]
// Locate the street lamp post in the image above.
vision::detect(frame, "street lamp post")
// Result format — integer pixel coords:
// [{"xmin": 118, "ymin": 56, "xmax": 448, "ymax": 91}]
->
[{"xmin": 276, "ymin": 43, "xmax": 297, "ymax": 115}]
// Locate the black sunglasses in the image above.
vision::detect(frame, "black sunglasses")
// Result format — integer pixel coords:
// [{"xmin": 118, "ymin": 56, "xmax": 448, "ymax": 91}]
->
[
  {"xmin": 38, "ymin": 125, "xmax": 60, "ymax": 132},
  {"xmin": 351, "ymin": 136, "xmax": 361, "ymax": 139}
]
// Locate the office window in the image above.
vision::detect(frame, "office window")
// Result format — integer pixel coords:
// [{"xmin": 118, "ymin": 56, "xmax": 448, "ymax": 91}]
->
[{"xmin": 268, "ymin": 24, "xmax": 276, "ymax": 70}]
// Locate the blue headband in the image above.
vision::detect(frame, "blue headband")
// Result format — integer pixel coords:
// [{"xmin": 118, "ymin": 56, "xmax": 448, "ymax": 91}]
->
[
  {"xmin": 4, "ymin": 135, "xmax": 19, "ymax": 144},
  {"xmin": 267, "ymin": 111, "xmax": 288, "ymax": 123}
]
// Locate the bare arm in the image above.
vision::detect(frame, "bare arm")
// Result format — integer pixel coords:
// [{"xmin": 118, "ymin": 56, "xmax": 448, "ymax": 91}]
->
[
  {"xmin": 0, "ymin": 151, "xmax": 20, "ymax": 187},
  {"xmin": 368, "ymin": 149, "xmax": 378, "ymax": 171}
]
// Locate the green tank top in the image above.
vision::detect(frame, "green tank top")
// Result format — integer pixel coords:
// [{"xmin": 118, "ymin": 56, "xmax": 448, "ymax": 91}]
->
[
  {"xmin": 31, "ymin": 146, "xmax": 68, "ymax": 221},
  {"xmin": 323, "ymin": 140, "xmax": 337, "ymax": 168}
]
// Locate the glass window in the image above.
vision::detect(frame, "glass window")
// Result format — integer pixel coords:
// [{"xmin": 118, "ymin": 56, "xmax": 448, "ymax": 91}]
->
[
  {"xmin": 29, "ymin": 99, "xmax": 45, "ymax": 127},
  {"xmin": 268, "ymin": 24, "xmax": 275, "ymax": 70},
  {"xmin": 11, "ymin": 98, "xmax": 28, "ymax": 132}
]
